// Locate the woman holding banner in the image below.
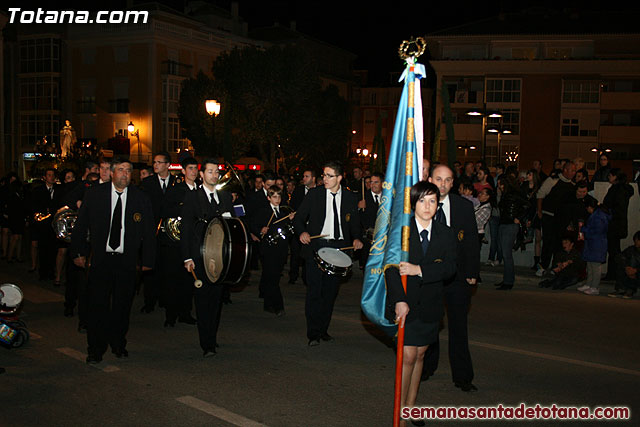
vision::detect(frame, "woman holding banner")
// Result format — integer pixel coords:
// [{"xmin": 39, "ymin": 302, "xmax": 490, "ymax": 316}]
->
[{"xmin": 385, "ymin": 181, "xmax": 457, "ymax": 424}]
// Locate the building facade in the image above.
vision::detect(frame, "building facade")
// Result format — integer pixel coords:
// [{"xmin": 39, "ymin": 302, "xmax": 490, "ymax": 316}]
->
[{"xmin": 426, "ymin": 27, "xmax": 640, "ymax": 174}]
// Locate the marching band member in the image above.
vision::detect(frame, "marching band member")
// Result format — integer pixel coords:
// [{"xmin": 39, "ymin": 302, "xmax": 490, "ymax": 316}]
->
[
  {"xmin": 294, "ymin": 160, "xmax": 363, "ymax": 346},
  {"xmin": 180, "ymin": 159, "xmax": 235, "ymax": 357},
  {"xmin": 159, "ymin": 157, "xmax": 199, "ymax": 327},
  {"xmin": 139, "ymin": 151, "xmax": 176, "ymax": 313},
  {"xmin": 250, "ymin": 185, "xmax": 294, "ymax": 316},
  {"xmin": 71, "ymin": 158, "xmax": 156, "ymax": 364},
  {"xmin": 288, "ymin": 169, "xmax": 316, "ymax": 285}
]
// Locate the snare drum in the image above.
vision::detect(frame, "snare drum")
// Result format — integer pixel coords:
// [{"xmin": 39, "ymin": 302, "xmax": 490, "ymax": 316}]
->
[
  {"xmin": 314, "ymin": 247, "xmax": 353, "ymax": 276},
  {"xmin": 0, "ymin": 283, "xmax": 23, "ymax": 315},
  {"xmin": 265, "ymin": 223, "xmax": 295, "ymax": 246}
]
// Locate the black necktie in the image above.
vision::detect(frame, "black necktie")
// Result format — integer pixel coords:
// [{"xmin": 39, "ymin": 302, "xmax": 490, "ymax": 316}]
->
[
  {"xmin": 374, "ymin": 194, "xmax": 379, "ymax": 208},
  {"xmin": 331, "ymin": 192, "xmax": 340, "ymax": 240},
  {"xmin": 420, "ymin": 229, "xmax": 429, "ymax": 256},
  {"xmin": 109, "ymin": 191, "xmax": 123, "ymax": 250},
  {"xmin": 161, "ymin": 179, "xmax": 167, "ymax": 193},
  {"xmin": 49, "ymin": 187, "xmax": 54, "ymax": 199},
  {"xmin": 274, "ymin": 207, "xmax": 280, "ymax": 218},
  {"xmin": 435, "ymin": 202, "xmax": 447, "ymax": 225},
  {"xmin": 210, "ymin": 192, "xmax": 217, "ymax": 206}
]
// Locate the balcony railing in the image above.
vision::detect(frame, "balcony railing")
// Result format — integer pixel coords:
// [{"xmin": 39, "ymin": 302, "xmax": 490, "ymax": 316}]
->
[{"xmin": 161, "ymin": 60, "xmax": 192, "ymax": 78}]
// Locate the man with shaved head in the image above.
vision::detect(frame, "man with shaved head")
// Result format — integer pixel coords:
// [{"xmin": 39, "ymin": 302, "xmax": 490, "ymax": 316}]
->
[{"xmin": 425, "ymin": 164, "xmax": 480, "ymax": 393}]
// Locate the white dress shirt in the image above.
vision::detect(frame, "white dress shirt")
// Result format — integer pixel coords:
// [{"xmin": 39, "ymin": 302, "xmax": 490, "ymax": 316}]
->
[
  {"xmin": 440, "ymin": 194, "xmax": 451, "ymax": 227},
  {"xmin": 321, "ymin": 188, "xmax": 343, "ymax": 240}
]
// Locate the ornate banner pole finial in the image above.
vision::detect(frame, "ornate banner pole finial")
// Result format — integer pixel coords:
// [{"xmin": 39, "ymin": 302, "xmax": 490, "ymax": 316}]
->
[{"xmin": 398, "ymin": 37, "xmax": 427, "ymax": 61}]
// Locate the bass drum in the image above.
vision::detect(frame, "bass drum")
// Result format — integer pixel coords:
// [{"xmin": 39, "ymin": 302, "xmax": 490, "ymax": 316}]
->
[{"xmin": 200, "ymin": 217, "xmax": 251, "ymax": 284}]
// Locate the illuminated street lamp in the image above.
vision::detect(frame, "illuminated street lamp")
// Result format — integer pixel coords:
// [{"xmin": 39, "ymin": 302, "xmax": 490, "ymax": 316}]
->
[
  {"xmin": 205, "ymin": 99, "xmax": 221, "ymax": 157},
  {"xmin": 466, "ymin": 108, "xmax": 504, "ymax": 165},
  {"xmin": 127, "ymin": 121, "xmax": 141, "ymax": 162}
]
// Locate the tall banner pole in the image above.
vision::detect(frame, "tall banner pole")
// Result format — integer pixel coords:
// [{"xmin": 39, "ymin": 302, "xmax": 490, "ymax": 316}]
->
[{"xmin": 393, "ymin": 38, "xmax": 426, "ymax": 427}]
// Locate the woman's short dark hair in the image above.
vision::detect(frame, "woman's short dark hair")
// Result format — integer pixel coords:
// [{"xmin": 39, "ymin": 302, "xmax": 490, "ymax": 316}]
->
[{"xmin": 410, "ymin": 181, "xmax": 440, "ymax": 210}]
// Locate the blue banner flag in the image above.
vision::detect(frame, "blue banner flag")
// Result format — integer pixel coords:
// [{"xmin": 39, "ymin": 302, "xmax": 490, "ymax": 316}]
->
[{"xmin": 360, "ymin": 61, "xmax": 425, "ymax": 335}]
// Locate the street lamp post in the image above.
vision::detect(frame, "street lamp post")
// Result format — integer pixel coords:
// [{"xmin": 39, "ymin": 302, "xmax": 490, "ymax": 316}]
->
[
  {"xmin": 127, "ymin": 121, "xmax": 140, "ymax": 162},
  {"xmin": 205, "ymin": 99, "xmax": 221, "ymax": 157},
  {"xmin": 466, "ymin": 108, "xmax": 504, "ymax": 166}
]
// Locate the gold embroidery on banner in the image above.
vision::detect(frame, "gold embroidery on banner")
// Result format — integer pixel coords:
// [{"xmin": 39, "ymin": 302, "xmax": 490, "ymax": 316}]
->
[
  {"xmin": 408, "ymin": 81, "xmax": 414, "ymax": 109},
  {"xmin": 404, "ymin": 187, "xmax": 411, "ymax": 214},
  {"xmin": 405, "ymin": 152, "xmax": 413, "ymax": 176},
  {"xmin": 402, "ymin": 225, "xmax": 410, "ymax": 252},
  {"xmin": 407, "ymin": 118, "xmax": 414, "ymax": 143}
]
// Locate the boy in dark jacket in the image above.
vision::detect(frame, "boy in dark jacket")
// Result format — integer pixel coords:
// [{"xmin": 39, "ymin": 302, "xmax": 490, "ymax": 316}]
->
[
  {"xmin": 539, "ymin": 235, "xmax": 585, "ymax": 290},
  {"xmin": 608, "ymin": 231, "xmax": 640, "ymax": 299}
]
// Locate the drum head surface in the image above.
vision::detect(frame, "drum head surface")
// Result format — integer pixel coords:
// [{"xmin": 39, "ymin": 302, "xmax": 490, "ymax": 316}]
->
[
  {"xmin": 0, "ymin": 283, "xmax": 23, "ymax": 307},
  {"xmin": 203, "ymin": 221, "xmax": 225, "ymax": 283},
  {"xmin": 317, "ymin": 247, "xmax": 352, "ymax": 268}
]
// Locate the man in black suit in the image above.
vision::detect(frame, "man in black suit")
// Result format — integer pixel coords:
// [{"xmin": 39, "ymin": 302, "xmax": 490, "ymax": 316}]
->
[
  {"xmin": 358, "ymin": 172, "xmax": 383, "ymax": 270},
  {"xmin": 139, "ymin": 151, "xmax": 176, "ymax": 313},
  {"xmin": 425, "ymin": 164, "xmax": 480, "ymax": 392},
  {"xmin": 71, "ymin": 158, "xmax": 156, "ymax": 364},
  {"xmin": 180, "ymin": 158, "xmax": 235, "ymax": 357},
  {"xmin": 246, "ymin": 172, "xmax": 276, "ymax": 296},
  {"xmin": 288, "ymin": 169, "xmax": 316, "ymax": 284},
  {"xmin": 159, "ymin": 157, "xmax": 199, "ymax": 327},
  {"xmin": 294, "ymin": 160, "xmax": 363, "ymax": 346},
  {"xmin": 31, "ymin": 168, "xmax": 62, "ymax": 281}
]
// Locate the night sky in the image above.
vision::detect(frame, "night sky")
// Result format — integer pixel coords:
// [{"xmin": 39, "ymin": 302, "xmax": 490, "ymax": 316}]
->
[{"xmin": 6, "ymin": 0, "xmax": 634, "ymax": 83}]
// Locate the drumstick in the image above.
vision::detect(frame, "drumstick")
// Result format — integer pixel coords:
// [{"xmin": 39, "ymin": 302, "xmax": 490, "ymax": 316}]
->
[
  {"xmin": 191, "ymin": 269, "xmax": 203, "ymax": 288},
  {"xmin": 361, "ymin": 179, "xmax": 365, "ymax": 201},
  {"xmin": 338, "ymin": 246, "xmax": 354, "ymax": 251},
  {"xmin": 309, "ymin": 234, "xmax": 328, "ymax": 240},
  {"xmin": 266, "ymin": 211, "xmax": 275, "ymax": 228},
  {"xmin": 272, "ymin": 212, "xmax": 295, "ymax": 225}
]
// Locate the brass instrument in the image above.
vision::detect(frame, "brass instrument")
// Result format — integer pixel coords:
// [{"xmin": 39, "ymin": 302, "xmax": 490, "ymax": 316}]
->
[
  {"xmin": 161, "ymin": 217, "xmax": 182, "ymax": 242},
  {"xmin": 33, "ymin": 212, "xmax": 52, "ymax": 222},
  {"xmin": 52, "ymin": 206, "xmax": 78, "ymax": 242},
  {"xmin": 215, "ymin": 162, "xmax": 245, "ymax": 196}
]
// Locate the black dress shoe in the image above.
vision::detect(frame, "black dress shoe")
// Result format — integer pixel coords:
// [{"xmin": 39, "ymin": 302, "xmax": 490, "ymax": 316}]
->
[
  {"xmin": 494, "ymin": 282, "xmax": 504, "ymax": 287},
  {"xmin": 64, "ymin": 308, "xmax": 74, "ymax": 317},
  {"xmin": 178, "ymin": 315, "xmax": 196, "ymax": 325},
  {"xmin": 496, "ymin": 284, "xmax": 513, "ymax": 290},
  {"xmin": 113, "ymin": 349, "xmax": 129, "ymax": 358},
  {"xmin": 86, "ymin": 354, "xmax": 102, "ymax": 364},
  {"xmin": 454, "ymin": 381, "xmax": 478, "ymax": 392},
  {"xmin": 164, "ymin": 320, "xmax": 175, "ymax": 327},
  {"xmin": 203, "ymin": 348, "xmax": 217, "ymax": 358},
  {"xmin": 77, "ymin": 323, "xmax": 87, "ymax": 333},
  {"xmin": 410, "ymin": 420, "xmax": 426, "ymax": 426},
  {"xmin": 275, "ymin": 309, "xmax": 285, "ymax": 317},
  {"xmin": 320, "ymin": 333, "xmax": 334, "ymax": 342},
  {"xmin": 420, "ymin": 369, "xmax": 435, "ymax": 382},
  {"xmin": 308, "ymin": 339, "xmax": 321, "ymax": 347}
]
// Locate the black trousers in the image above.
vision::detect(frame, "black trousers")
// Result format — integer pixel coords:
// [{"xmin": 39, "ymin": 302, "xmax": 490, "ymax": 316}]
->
[
  {"xmin": 423, "ymin": 282, "xmax": 473, "ymax": 384},
  {"xmin": 86, "ymin": 255, "xmax": 136, "ymax": 356},
  {"xmin": 158, "ymin": 243, "xmax": 193, "ymax": 322},
  {"xmin": 194, "ymin": 283, "xmax": 223, "ymax": 351},
  {"xmin": 289, "ymin": 239, "xmax": 304, "ymax": 282},
  {"xmin": 540, "ymin": 214, "xmax": 557, "ymax": 269},
  {"xmin": 64, "ymin": 252, "xmax": 88, "ymax": 326},
  {"xmin": 142, "ymin": 241, "xmax": 163, "ymax": 309},
  {"xmin": 606, "ymin": 236, "xmax": 622, "ymax": 279},
  {"xmin": 304, "ymin": 240, "xmax": 346, "ymax": 340},
  {"xmin": 36, "ymin": 222, "xmax": 55, "ymax": 279},
  {"xmin": 261, "ymin": 242, "xmax": 287, "ymax": 311}
]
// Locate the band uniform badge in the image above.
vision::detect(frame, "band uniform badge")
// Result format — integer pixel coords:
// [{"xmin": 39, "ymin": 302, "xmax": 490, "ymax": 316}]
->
[
  {"xmin": 133, "ymin": 213, "xmax": 142, "ymax": 223},
  {"xmin": 458, "ymin": 230, "xmax": 464, "ymax": 242},
  {"xmin": 345, "ymin": 213, "xmax": 351, "ymax": 222}
]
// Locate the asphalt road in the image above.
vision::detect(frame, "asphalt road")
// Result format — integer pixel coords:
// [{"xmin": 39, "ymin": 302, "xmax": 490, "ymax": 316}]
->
[{"xmin": 1, "ymin": 259, "xmax": 638, "ymax": 426}]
